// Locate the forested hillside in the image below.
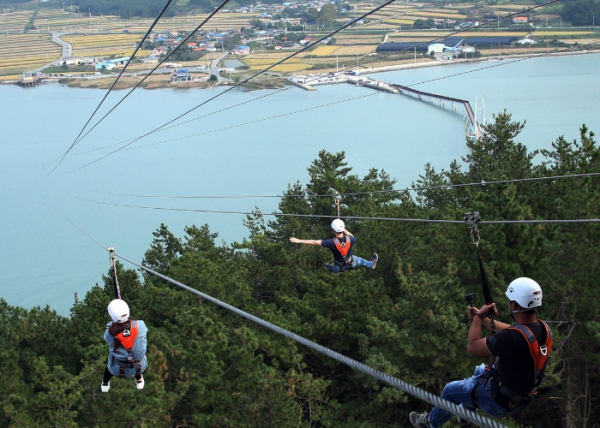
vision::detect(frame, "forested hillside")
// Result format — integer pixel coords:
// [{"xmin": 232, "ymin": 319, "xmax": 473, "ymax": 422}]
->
[{"xmin": 1, "ymin": 112, "xmax": 598, "ymax": 427}]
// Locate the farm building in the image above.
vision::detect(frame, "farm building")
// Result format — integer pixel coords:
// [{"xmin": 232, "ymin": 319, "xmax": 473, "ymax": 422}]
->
[
  {"xmin": 232, "ymin": 45, "xmax": 251, "ymax": 55},
  {"xmin": 377, "ymin": 36, "xmax": 519, "ymax": 53},
  {"xmin": 171, "ymin": 69, "xmax": 191, "ymax": 83},
  {"xmin": 512, "ymin": 17, "xmax": 528, "ymax": 24}
]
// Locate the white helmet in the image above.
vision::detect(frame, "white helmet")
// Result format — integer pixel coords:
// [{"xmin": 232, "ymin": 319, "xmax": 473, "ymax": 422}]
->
[
  {"xmin": 505, "ymin": 277, "xmax": 542, "ymax": 310},
  {"xmin": 331, "ymin": 219, "xmax": 345, "ymax": 233},
  {"xmin": 108, "ymin": 299, "xmax": 130, "ymax": 323}
]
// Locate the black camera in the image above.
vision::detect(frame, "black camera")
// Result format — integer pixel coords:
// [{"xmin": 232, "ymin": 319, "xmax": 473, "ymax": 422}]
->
[{"xmin": 465, "ymin": 293, "xmax": 476, "ymax": 307}]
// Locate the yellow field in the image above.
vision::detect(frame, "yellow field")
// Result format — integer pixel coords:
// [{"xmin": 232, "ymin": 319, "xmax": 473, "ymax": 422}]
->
[
  {"xmin": 310, "ymin": 46, "xmax": 341, "ymax": 56},
  {"xmin": 0, "ymin": 74, "xmax": 21, "ymax": 81},
  {"xmin": 78, "ymin": 49, "xmax": 150, "ymax": 57},
  {"xmin": 390, "ymin": 31, "xmax": 530, "ymax": 38},
  {"xmin": 244, "ymin": 58, "xmax": 305, "ymax": 66},
  {"xmin": 410, "ymin": 11, "xmax": 468, "ymax": 19},
  {"xmin": 245, "ymin": 52, "xmax": 297, "ymax": 60},
  {"xmin": 535, "ymin": 31, "xmax": 596, "ymax": 36},
  {"xmin": 333, "ymin": 46, "xmax": 377, "ymax": 55},
  {"xmin": 490, "ymin": 4, "xmax": 531, "ymax": 10},
  {"xmin": 250, "ymin": 63, "xmax": 310, "ymax": 72},
  {"xmin": 386, "ymin": 19, "xmax": 419, "ymax": 25}
]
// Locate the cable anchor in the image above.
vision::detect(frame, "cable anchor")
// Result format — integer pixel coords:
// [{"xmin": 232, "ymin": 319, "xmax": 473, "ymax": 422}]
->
[
  {"xmin": 464, "ymin": 211, "xmax": 481, "ymax": 246},
  {"xmin": 334, "ymin": 189, "xmax": 341, "ymax": 219}
]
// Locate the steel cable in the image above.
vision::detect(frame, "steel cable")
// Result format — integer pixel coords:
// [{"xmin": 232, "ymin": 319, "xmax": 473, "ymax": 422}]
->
[
  {"xmin": 115, "ymin": 251, "xmax": 509, "ymax": 428},
  {"xmin": 56, "ymin": 0, "xmax": 234, "ymax": 163},
  {"xmin": 69, "ymin": 0, "xmax": 564, "ymax": 172},
  {"xmin": 52, "ymin": 0, "xmax": 177, "ymax": 173},
  {"xmin": 74, "ymin": 37, "xmax": 600, "ymax": 158},
  {"xmin": 79, "ymin": 198, "xmax": 600, "ymax": 224},
  {"xmin": 89, "ymin": 172, "xmax": 600, "ymax": 200}
]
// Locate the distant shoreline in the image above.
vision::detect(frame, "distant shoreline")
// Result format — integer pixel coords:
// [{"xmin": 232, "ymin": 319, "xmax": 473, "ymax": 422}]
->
[
  {"xmin": 360, "ymin": 48, "xmax": 600, "ymax": 75},
  {"xmin": 3, "ymin": 49, "xmax": 599, "ymax": 89}
]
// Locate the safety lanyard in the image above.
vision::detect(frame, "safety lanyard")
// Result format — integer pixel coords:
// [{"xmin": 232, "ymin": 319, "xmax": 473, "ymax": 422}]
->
[
  {"xmin": 464, "ymin": 212, "xmax": 496, "ymax": 334},
  {"xmin": 108, "ymin": 247, "xmax": 121, "ymax": 300}
]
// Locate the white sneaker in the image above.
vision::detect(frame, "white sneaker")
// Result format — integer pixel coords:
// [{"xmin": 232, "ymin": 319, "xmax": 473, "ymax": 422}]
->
[
  {"xmin": 101, "ymin": 381, "xmax": 110, "ymax": 392},
  {"xmin": 135, "ymin": 375, "xmax": 145, "ymax": 390}
]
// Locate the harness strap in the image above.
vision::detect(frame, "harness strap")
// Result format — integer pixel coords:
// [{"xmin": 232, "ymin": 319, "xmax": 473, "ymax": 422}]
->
[{"xmin": 333, "ymin": 237, "xmax": 353, "ymax": 265}]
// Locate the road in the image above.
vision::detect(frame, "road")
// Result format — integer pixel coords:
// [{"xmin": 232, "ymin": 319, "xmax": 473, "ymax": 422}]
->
[
  {"xmin": 33, "ymin": 32, "xmax": 72, "ymax": 73},
  {"xmin": 210, "ymin": 50, "xmax": 232, "ymax": 83}
]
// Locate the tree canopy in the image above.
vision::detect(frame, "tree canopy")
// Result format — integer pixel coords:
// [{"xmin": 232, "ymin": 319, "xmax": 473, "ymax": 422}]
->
[{"xmin": 1, "ymin": 112, "xmax": 599, "ymax": 427}]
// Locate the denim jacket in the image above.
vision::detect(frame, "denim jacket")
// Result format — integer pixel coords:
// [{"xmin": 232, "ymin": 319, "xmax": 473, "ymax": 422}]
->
[{"xmin": 104, "ymin": 320, "xmax": 148, "ymax": 377}]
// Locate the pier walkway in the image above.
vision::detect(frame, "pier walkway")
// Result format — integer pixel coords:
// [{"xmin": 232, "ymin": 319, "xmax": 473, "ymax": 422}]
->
[
  {"xmin": 390, "ymin": 83, "xmax": 482, "ymax": 139},
  {"xmin": 288, "ymin": 73, "xmax": 482, "ymax": 140}
]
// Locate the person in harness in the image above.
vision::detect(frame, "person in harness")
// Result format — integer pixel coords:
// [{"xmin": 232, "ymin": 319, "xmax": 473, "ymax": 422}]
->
[
  {"xmin": 289, "ymin": 219, "xmax": 378, "ymax": 275},
  {"xmin": 409, "ymin": 277, "xmax": 552, "ymax": 428},
  {"xmin": 101, "ymin": 299, "xmax": 148, "ymax": 392}
]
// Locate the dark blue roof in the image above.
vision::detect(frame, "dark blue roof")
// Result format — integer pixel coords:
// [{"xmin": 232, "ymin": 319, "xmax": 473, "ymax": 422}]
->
[{"xmin": 377, "ymin": 36, "xmax": 519, "ymax": 52}]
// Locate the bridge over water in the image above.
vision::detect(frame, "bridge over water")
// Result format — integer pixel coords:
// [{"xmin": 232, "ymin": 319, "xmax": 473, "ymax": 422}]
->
[{"xmin": 390, "ymin": 83, "xmax": 482, "ymax": 140}]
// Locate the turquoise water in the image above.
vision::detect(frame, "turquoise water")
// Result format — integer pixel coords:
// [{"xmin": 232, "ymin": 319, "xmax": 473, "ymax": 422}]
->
[{"xmin": 1, "ymin": 53, "xmax": 599, "ymax": 315}]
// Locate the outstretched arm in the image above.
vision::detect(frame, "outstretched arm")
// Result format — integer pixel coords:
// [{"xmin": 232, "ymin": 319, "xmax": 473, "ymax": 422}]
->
[{"xmin": 289, "ymin": 237, "xmax": 322, "ymax": 246}]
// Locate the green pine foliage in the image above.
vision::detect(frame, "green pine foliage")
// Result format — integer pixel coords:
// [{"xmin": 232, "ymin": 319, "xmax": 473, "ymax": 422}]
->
[{"xmin": 1, "ymin": 111, "xmax": 599, "ymax": 427}]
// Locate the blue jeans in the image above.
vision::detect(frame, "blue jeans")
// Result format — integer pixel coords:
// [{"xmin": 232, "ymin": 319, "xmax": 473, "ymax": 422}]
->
[
  {"xmin": 428, "ymin": 364, "xmax": 508, "ymax": 428},
  {"xmin": 331, "ymin": 256, "xmax": 372, "ymax": 274}
]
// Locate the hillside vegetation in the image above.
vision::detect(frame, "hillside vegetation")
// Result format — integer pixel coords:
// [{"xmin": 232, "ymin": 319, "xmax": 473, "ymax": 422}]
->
[{"xmin": 1, "ymin": 112, "xmax": 598, "ymax": 427}]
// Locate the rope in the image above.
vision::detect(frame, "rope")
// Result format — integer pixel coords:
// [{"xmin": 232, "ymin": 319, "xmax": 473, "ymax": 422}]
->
[
  {"xmin": 87, "ymin": 171, "xmax": 600, "ymax": 200},
  {"xmin": 68, "ymin": 0, "xmax": 565, "ymax": 173},
  {"xmin": 114, "ymin": 251, "xmax": 508, "ymax": 428},
  {"xmin": 79, "ymin": 198, "xmax": 464, "ymax": 223},
  {"xmin": 480, "ymin": 219, "xmax": 600, "ymax": 224},
  {"xmin": 57, "ymin": 0, "xmax": 233, "ymax": 159},
  {"xmin": 51, "ymin": 0, "xmax": 176, "ymax": 172},
  {"xmin": 67, "ymin": 0, "xmax": 400, "ymax": 173},
  {"xmin": 64, "ymin": 0, "xmax": 567, "ymax": 167},
  {"xmin": 78, "ymin": 198, "xmax": 600, "ymax": 224},
  {"xmin": 74, "ymin": 36, "xmax": 600, "ymax": 159}
]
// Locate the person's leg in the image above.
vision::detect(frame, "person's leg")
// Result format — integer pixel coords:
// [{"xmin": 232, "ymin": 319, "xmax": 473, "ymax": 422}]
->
[
  {"xmin": 352, "ymin": 256, "xmax": 373, "ymax": 269},
  {"xmin": 426, "ymin": 365, "xmax": 483, "ymax": 428},
  {"xmin": 102, "ymin": 366, "xmax": 113, "ymax": 384}
]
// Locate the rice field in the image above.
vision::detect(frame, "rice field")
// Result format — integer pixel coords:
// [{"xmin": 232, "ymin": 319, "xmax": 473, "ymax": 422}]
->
[
  {"xmin": 249, "ymin": 63, "xmax": 311, "ymax": 72},
  {"xmin": 333, "ymin": 45, "xmax": 377, "ymax": 55},
  {"xmin": 0, "ymin": 74, "xmax": 21, "ymax": 81},
  {"xmin": 310, "ymin": 46, "xmax": 341, "ymax": 56},
  {"xmin": 244, "ymin": 58, "xmax": 305, "ymax": 66},
  {"xmin": 0, "ymin": 33, "xmax": 61, "ymax": 73}
]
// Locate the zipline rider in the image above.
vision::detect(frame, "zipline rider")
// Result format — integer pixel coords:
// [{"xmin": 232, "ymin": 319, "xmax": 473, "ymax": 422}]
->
[
  {"xmin": 101, "ymin": 299, "xmax": 148, "ymax": 392},
  {"xmin": 410, "ymin": 278, "xmax": 553, "ymax": 428},
  {"xmin": 289, "ymin": 219, "xmax": 378, "ymax": 275}
]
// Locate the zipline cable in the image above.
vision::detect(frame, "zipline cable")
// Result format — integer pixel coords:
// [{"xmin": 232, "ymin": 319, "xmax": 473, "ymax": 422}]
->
[
  {"xmin": 67, "ymin": 0, "xmax": 570, "ymax": 161},
  {"xmin": 57, "ymin": 212, "xmax": 506, "ymax": 427},
  {"xmin": 108, "ymin": 246, "xmax": 121, "ymax": 299},
  {"xmin": 78, "ymin": 197, "xmax": 600, "ymax": 224},
  {"xmin": 54, "ymin": 0, "xmax": 234, "ymax": 164},
  {"xmin": 67, "ymin": 0, "xmax": 401, "ymax": 172},
  {"xmin": 69, "ymin": 0, "xmax": 563, "ymax": 172},
  {"xmin": 89, "ymin": 171, "xmax": 600, "ymax": 200},
  {"xmin": 51, "ymin": 0, "xmax": 176, "ymax": 173},
  {"xmin": 114, "ymin": 251, "xmax": 508, "ymax": 428},
  {"xmin": 75, "ymin": 36, "xmax": 600, "ymax": 158},
  {"xmin": 79, "ymin": 198, "xmax": 464, "ymax": 223}
]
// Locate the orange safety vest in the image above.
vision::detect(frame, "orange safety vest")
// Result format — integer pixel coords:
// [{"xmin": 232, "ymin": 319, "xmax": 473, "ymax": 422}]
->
[
  {"xmin": 114, "ymin": 320, "xmax": 139, "ymax": 362},
  {"xmin": 498, "ymin": 320, "xmax": 553, "ymax": 410},
  {"xmin": 332, "ymin": 237, "xmax": 352, "ymax": 264}
]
